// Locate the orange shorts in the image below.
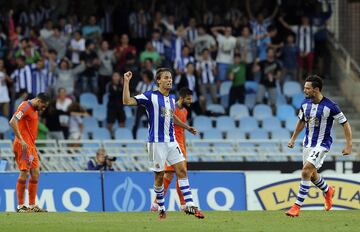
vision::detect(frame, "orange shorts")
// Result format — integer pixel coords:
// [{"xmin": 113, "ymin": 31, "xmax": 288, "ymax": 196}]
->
[
  {"xmin": 165, "ymin": 143, "xmax": 186, "ymax": 172},
  {"xmin": 13, "ymin": 142, "xmax": 39, "ymax": 171}
]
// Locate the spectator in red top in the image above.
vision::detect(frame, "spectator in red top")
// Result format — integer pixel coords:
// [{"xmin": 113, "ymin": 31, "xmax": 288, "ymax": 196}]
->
[{"xmin": 115, "ymin": 34, "xmax": 136, "ymax": 69}]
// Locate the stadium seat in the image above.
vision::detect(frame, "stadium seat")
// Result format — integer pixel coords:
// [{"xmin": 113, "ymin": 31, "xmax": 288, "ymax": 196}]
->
[
  {"xmin": 185, "ymin": 130, "xmax": 201, "ymax": 140},
  {"xmin": 219, "ymin": 81, "xmax": 232, "ymax": 96},
  {"xmin": 216, "ymin": 116, "xmax": 235, "ymax": 131},
  {"xmin": 277, "ymin": 104, "xmax": 296, "ymax": 121},
  {"xmin": 124, "ymin": 106, "xmax": 133, "ymax": 118},
  {"xmin": 245, "ymin": 94, "xmax": 256, "ymax": 109},
  {"xmin": 136, "ymin": 128, "xmax": 148, "ymax": 140},
  {"xmin": 93, "ymin": 105, "xmax": 107, "ymax": 122},
  {"xmin": 276, "ymin": 94, "xmax": 287, "ymax": 105},
  {"xmin": 114, "ymin": 128, "xmax": 133, "ymax": 140},
  {"xmin": 270, "ymin": 128, "xmax": 291, "ymax": 140},
  {"xmin": 125, "ymin": 117, "xmax": 135, "ymax": 129},
  {"xmin": 207, "ymin": 104, "xmax": 225, "ymax": 114},
  {"xmin": 102, "ymin": 93, "xmax": 109, "ymax": 106},
  {"xmin": 283, "ymin": 81, "xmax": 302, "ymax": 97},
  {"xmin": 239, "ymin": 116, "xmax": 259, "ymax": 133},
  {"xmin": 245, "ymin": 81, "xmax": 258, "ymax": 94},
  {"xmin": 0, "ymin": 116, "xmax": 10, "ymax": 133},
  {"xmin": 80, "ymin": 92, "xmax": 98, "ymax": 110},
  {"xmin": 193, "ymin": 116, "xmax": 212, "ymax": 131},
  {"xmin": 226, "ymin": 129, "xmax": 246, "ymax": 140},
  {"xmin": 253, "ymin": 104, "xmax": 272, "ymax": 121},
  {"xmin": 292, "ymin": 93, "xmax": 304, "ymax": 109},
  {"xmin": 229, "ymin": 104, "xmax": 249, "ymax": 120},
  {"xmin": 262, "ymin": 117, "xmax": 282, "ymax": 131},
  {"xmin": 285, "ymin": 116, "xmax": 298, "ymax": 131},
  {"xmin": 92, "ymin": 128, "xmax": 111, "ymax": 140},
  {"xmin": 249, "ymin": 129, "xmax": 269, "ymax": 140},
  {"xmin": 202, "ymin": 128, "xmax": 223, "ymax": 139},
  {"xmin": 220, "ymin": 95, "xmax": 229, "ymax": 109},
  {"xmin": 83, "ymin": 116, "xmax": 99, "ymax": 131}
]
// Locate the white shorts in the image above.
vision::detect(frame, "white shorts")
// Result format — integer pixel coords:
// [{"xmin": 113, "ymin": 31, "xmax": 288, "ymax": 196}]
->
[
  {"xmin": 147, "ymin": 142, "xmax": 185, "ymax": 172},
  {"xmin": 303, "ymin": 146, "xmax": 328, "ymax": 169}
]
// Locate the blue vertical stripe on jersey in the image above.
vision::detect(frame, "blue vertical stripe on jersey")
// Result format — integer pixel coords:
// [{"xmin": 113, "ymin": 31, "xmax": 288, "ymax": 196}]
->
[
  {"xmin": 169, "ymin": 95, "xmax": 175, "ymax": 142},
  {"xmin": 321, "ymin": 115, "xmax": 334, "ymax": 150},
  {"xmin": 304, "ymin": 102, "xmax": 312, "ymax": 147},
  {"xmin": 157, "ymin": 93, "xmax": 165, "ymax": 142},
  {"xmin": 311, "ymin": 103, "xmax": 324, "ymax": 147}
]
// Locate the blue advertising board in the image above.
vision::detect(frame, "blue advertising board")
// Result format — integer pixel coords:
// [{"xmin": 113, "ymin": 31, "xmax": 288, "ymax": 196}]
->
[
  {"xmin": 0, "ymin": 172, "xmax": 103, "ymax": 212},
  {"xmin": 0, "ymin": 171, "xmax": 246, "ymax": 212},
  {"xmin": 104, "ymin": 171, "xmax": 246, "ymax": 211}
]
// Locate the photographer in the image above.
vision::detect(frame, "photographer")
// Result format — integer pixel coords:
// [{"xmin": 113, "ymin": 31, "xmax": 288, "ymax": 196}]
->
[{"xmin": 87, "ymin": 148, "xmax": 115, "ymax": 171}]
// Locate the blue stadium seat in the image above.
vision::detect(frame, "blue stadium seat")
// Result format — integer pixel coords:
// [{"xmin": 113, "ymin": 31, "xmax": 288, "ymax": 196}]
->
[
  {"xmin": 216, "ymin": 116, "xmax": 235, "ymax": 131},
  {"xmin": 249, "ymin": 129, "xmax": 269, "ymax": 140},
  {"xmin": 220, "ymin": 95, "xmax": 229, "ymax": 109},
  {"xmin": 114, "ymin": 128, "xmax": 133, "ymax": 140},
  {"xmin": 292, "ymin": 93, "xmax": 304, "ymax": 109},
  {"xmin": 0, "ymin": 116, "xmax": 10, "ymax": 133},
  {"xmin": 203, "ymin": 128, "xmax": 223, "ymax": 139},
  {"xmin": 193, "ymin": 116, "xmax": 212, "ymax": 132},
  {"xmin": 92, "ymin": 128, "xmax": 111, "ymax": 140},
  {"xmin": 185, "ymin": 130, "xmax": 201, "ymax": 140},
  {"xmin": 83, "ymin": 116, "xmax": 99, "ymax": 130},
  {"xmin": 245, "ymin": 94, "xmax": 256, "ymax": 109},
  {"xmin": 207, "ymin": 104, "xmax": 225, "ymax": 114},
  {"xmin": 124, "ymin": 106, "xmax": 133, "ymax": 118},
  {"xmin": 245, "ymin": 81, "xmax": 258, "ymax": 94},
  {"xmin": 93, "ymin": 105, "xmax": 107, "ymax": 122},
  {"xmin": 225, "ymin": 129, "xmax": 246, "ymax": 140},
  {"xmin": 296, "ymin": 129, "xmax": 306, "ymax": 142},
  {"xmin": 253, "ymin": 104, "xmax": 272, "ymax": 121},
  {"xmin": 80, "ymin": 92, "xmax": 98, "ymax": 110},
  {"xmin": 219, "ymin": 81, "xmax": 232, "ymax": 96},
  {"xmin": 136, "ymin": 128, "xmax": 148, "ymax": 140},
  {"xmin": 283, "ymin": 81, "xmax": 302, "ymax": 98},
  {"xmin": 277, "ymin": 104, "xmax": 296, "ymax": 121},
  {"xmin": 102, "ymin": 93, "xmax": 109, "ymax": 106},
  {"xmin": 262, "ymin": 117, "xmax": 282, "ymax": 131},
  {"xmin": 276, "ymin": 94, "xmax": 287, "ymax": 105},
  {"xmin": 125, "ymin": 117, "xmax": 135, "ymax": 129},
  {"xmin": 239, "ymin": 116, "xmax": 258, "ymax": 133},
  {"xmin": 285, "ymin": 116, "xmax": 298, "ymax": 131},
  {"xmin": 270, "ymin": 128, "xmax": 291, "ymax": 140},
  {"xmin": 229, "ymin": 104, "xmax": 249, "ymax": 120}
]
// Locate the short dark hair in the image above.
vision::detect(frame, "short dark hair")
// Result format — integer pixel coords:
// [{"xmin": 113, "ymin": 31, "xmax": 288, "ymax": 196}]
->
[
  {"xmin": 142, "ymin": 69, "xmax": 154, "ymax": 81},
  {"xmin": 267, "ymin": 25, "xmax": 277, "ymax": 33},
  {"xmin": 305, "ymin": 75, "xmax": 323, "ymax": 91},
  {"xmin": 155, "ymin": 68, "xmax": 172, "ymax": 81},
  {"xmin": 36, "ymin": 92, "xmax": 51, "ymax": 104},
  {"xmin": 178, "ymin": 87, "xmax": 193, "ymax": 98}
]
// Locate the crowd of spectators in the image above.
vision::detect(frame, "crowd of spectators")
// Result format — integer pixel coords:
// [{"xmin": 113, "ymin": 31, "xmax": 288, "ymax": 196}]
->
[{"xmin": 0, "ymin": 0, "xmax": 333, "ymax": 141}]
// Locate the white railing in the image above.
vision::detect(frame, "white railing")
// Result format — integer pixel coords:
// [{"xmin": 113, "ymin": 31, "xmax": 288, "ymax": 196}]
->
[{"xmin": 0, "ymin": 139, "xmax": 359, "ymax": 172}]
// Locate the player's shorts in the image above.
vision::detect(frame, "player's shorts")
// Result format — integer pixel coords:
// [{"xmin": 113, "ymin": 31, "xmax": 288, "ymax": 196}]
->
[
  {"xmin": 303, "ymin": 146, "xmax": 328, "ymax": 169},
  {"xmin": 147, "ymin": 142, "xmax": 185, "ymax": 172},
  {"xmin": 165, "ymin": 143, "xmax": 186, "ymax": 172},
  {"xmin": 13, "ymin": 142, "xmax": 39, "ymax": 171}
]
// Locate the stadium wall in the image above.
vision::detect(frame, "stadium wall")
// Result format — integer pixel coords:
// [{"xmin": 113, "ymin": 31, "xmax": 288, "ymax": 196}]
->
[{"xmin": 0, "ymin": 172, "xmax": 358, "ymax": 212}]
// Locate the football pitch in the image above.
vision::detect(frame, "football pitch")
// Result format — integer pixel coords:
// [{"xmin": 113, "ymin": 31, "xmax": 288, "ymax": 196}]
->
[{"xmin": 0, "ymin": 211, "xmax": 358, "ymax": 232}]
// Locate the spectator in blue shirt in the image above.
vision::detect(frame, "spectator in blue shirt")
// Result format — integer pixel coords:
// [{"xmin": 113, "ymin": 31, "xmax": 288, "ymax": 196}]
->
[{"xmin": 87, "ymin": 148, "xmax": 114, "ymax": 171}]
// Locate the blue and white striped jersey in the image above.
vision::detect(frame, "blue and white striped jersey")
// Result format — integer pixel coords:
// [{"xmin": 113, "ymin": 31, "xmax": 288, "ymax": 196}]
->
[
  {"xmin": 134, "ymin": 90, "xmax": 176, "ymax": 143},
  {"xmin": 298, "ymin": 97, "xmax": 347, "ymax": 150}
]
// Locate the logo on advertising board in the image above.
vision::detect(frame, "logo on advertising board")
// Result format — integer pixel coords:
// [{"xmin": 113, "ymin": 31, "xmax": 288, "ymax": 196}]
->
[
  {"xmin": 112, "ymin": 177, "xmax": 146, "ymax": 211},
  {"xmin": 254, "ymin": 178, "xmax": 360, "ymax": 210}
]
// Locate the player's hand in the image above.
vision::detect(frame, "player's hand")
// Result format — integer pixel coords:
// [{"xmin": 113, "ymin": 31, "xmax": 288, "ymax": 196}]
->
[
  {"xmin": 188, "ymin": 127, "xmax": 197, "ymax": 135},
  {"xmin": 342, "ymin": 145, "xmax": 352, "ymax": 156},
  {"xmin": 20, "ymin": 139, "xmax": 28, "ymax": 151},
  {"xmin": 123, "ymin": 71, "xmax": 132, "ymax": 82},
  {"xmin": 288, "ymin": 139, "xmax": 295, "ymax": 148}
]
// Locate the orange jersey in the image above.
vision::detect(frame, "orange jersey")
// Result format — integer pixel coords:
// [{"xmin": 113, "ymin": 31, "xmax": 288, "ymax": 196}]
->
[
  {"xmin": 174, "ymin": 103, "xmax": 188, "ymax": 147},
  {"xmin": 13, "ymin": 101, "xmax": 38, "ymax": 147}
]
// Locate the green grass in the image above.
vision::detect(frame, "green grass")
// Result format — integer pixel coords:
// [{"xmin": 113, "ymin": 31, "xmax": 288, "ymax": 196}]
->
[{"xmin": 0, "ymin": 211, "xmax": 359, "ymax": 232}]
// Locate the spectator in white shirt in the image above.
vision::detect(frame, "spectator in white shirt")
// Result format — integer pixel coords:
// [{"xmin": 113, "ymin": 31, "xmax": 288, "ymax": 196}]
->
[
  {"xmin": 196, "ymin": 48, "xmax": 217, "ymax": 104},
  {"xmin": 69, "ymin": 31, "xmax": 85, "ymax": 66}
]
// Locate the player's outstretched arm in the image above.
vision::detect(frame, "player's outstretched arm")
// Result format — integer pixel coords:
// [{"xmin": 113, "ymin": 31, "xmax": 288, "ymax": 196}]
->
[
  {"xmin": 122, "ymin": 71, "xmax": 137, "ymax": 106},
  {"xmin": 9, "ymin": 116, "xmax": 27, "ymax": 150},
  {"xmin": 342, "ymin": 121, "xmax": 352, "ymax": 155},
  {"xmin": 173, "ymin": 114, "xmax": 197, "ymax": 135},
  {"xmin": 288, "ymin": 120, "xmax": 305, "ymax": 148}
]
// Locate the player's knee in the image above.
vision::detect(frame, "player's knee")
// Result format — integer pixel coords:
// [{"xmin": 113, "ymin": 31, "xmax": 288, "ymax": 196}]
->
[
  {"xmin": 176, "ymin": 168, "xmax": 187, "ymax": 179},
  {"xmin": 301, "ymin": 166, "xmax": 313, "ymax": 179}
]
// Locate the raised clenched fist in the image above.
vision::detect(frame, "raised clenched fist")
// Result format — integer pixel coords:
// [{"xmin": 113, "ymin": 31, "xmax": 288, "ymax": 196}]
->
[{"xmin": 124, "ymin": 71, "xmax": 133, "ymax": 82}]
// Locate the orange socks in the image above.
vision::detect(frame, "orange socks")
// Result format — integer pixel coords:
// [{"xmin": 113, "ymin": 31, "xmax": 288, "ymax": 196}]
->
[
  {"xmin": 16, "ymin": 178, "xmax": 26, "ymax": 206},
  {"xmin": 28, "ymin": 178, "xmax": 38, "ymax": 206},
  {"xmin": 163, "ymin": 177, "xmax": 171, "ymax": 196}
]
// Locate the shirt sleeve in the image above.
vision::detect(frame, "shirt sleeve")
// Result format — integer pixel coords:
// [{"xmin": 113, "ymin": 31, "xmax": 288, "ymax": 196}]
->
[
  {"xmin": 298, "ymin": 107, "xmax": 305, "ymax": 121},
  {"xmin": 331, "ymin": 104, "xmax": 347, "ymax": 124},
  {"xmin": 14, "ymin": 102, "xmax": 31, "ymax": 121},
  {"xmin": 134, "ymin": 91, "xmax": 150, "ymax": 106}
]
